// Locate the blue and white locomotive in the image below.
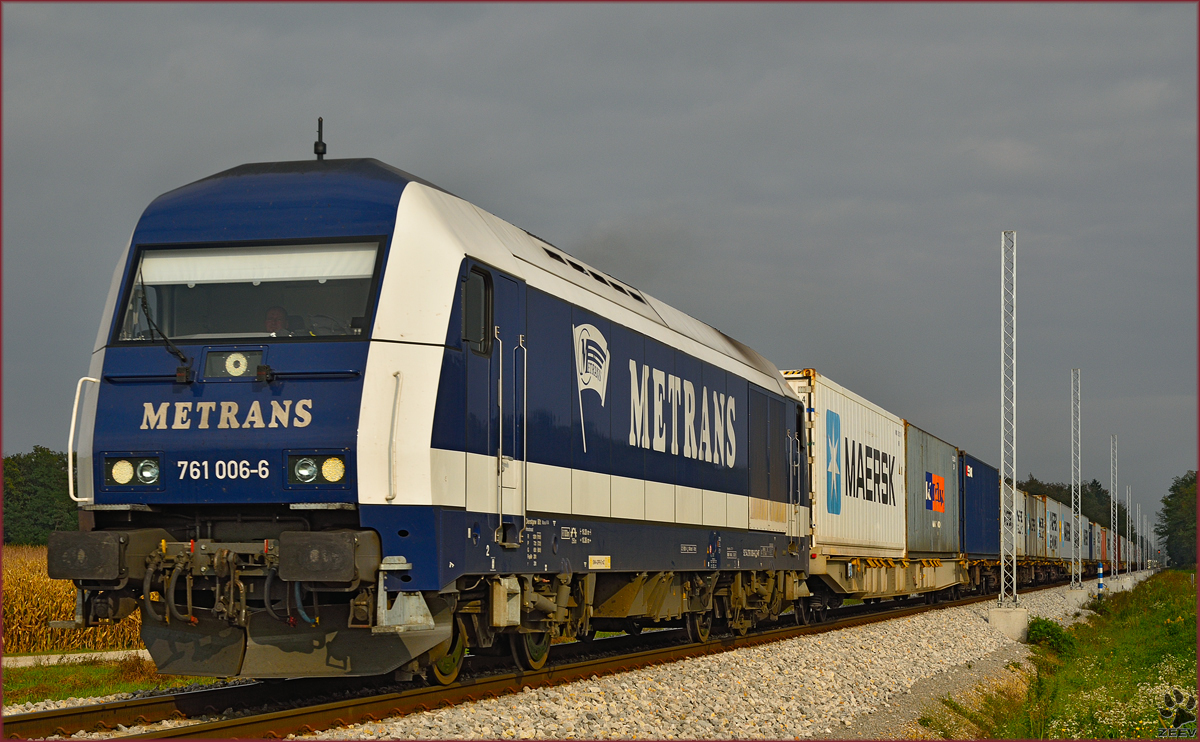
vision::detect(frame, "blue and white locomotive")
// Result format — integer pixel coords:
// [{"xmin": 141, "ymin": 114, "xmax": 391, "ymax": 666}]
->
[{"xmin": 50, "ymin": 153, "xmax": 812, "ymax": 681}]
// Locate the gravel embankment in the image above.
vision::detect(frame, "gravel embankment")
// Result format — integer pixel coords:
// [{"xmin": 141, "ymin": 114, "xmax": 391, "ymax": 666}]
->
[
  {"xmin": 3, "ymin": 577, "xmax": 1117, "ymax": 739},
  {"xmin": 299, "ymin": 580, "xmax": 1102, "ymax": 740}
]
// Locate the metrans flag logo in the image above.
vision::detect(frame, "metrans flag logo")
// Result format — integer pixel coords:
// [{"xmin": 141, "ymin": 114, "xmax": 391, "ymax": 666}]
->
[
  {"xmin": 826, "ymin": 410, "xmax": 842, "ymax": 515},
  {"xmin": 925, "ymin": 472, "xmax": 945, "ymax": 513},
  {"xmin": 572, "ymin": 324, "xmax": 610, "ymax": 453}
]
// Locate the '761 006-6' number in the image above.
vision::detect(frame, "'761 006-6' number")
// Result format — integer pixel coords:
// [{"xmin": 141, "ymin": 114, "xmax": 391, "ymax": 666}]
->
[{"xmin": 177, "ymin": 459, "xmax": 270, "ymax": 480}]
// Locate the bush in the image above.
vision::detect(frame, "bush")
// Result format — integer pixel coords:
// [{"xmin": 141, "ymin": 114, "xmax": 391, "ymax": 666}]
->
[{"xmin": 1027, "ymin": 616, "xmax": 1076, "ymax": 655}]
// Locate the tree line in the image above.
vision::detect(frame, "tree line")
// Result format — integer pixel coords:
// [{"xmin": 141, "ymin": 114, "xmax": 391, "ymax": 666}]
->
[
  {"xmin": 3, "ymin": 447, "xmax": 1195, "ymax": 566},
  {"xmin": 3, "ymin": 446, "xmax": 78, "ymax": 545}
]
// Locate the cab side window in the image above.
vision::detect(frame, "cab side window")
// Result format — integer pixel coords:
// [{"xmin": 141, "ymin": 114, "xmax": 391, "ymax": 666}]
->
[{"xmin": 463, "ymin": 268, "xmax": 492, "ymax": 354}]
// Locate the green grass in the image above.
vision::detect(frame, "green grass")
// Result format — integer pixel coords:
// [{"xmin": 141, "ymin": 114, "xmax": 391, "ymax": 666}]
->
[
  {"xmin": 2, "ymin": 656, "xmax": 225, "ymax": 708},
  {"xmin": 918, "ymin": 569, "xmax": 1197, "ymax": 739}
]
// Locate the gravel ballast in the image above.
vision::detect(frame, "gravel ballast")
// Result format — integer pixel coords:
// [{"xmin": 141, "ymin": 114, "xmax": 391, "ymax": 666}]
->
[
  {"xmin": 298, "ymin": 580, "xmax": 1102, "ymax": 740},
  {"xmin": 3, "ymin": 578, "xmax": 1112, "ymax": 739}
]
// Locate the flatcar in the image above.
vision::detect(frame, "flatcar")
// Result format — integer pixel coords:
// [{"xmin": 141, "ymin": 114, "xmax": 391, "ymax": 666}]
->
[{"xmin": 49, "ymin": 153, "xmax": 813, "ymax": 681}]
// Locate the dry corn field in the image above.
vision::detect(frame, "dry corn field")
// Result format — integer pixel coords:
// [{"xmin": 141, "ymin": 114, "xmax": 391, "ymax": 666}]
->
[{"xmin": 3, "ymin": 545, "xmax": 142, "ymax": 654}]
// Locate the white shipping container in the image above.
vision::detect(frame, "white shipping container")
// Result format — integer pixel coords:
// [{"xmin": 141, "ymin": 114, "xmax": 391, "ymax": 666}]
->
[
  {"xmin": 1047, "ymin": 498, "xmax": 1062, "ymax": 559},
  {"xmin": 784, "ymin": 370, "xmax": 906, "ymax": 558},
  {"xmin": 1012, "ymin": 489, "xmax": 1027, "ymax": 557}
]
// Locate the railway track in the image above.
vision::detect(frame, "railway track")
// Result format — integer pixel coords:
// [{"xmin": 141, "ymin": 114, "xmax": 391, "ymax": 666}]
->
[{"xmin": 4, "ymin": 582, "xmax": 1072, "ymax": 740}]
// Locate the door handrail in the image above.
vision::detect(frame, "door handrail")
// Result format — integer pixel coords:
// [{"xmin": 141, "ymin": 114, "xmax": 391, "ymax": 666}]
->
[
  {"xmin": 387, "ymin": 371, "xmax": 403, "ymax": 501},
  {"xmin": 517, "ymin": 334, "xmax": 528, "ymax": 539},
  {"xmin": 68, "ymin": 376, "xmax": 100, "ymax": 503},
  {"xmin": 494, "ymin": 326, "xmax": 504, "ymax": 528}
]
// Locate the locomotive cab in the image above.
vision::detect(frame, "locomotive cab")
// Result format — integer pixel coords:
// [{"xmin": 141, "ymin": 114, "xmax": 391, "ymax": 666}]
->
[{"xmin": 51, "ymin": 160, "xmax": 458, "ymax": 679}]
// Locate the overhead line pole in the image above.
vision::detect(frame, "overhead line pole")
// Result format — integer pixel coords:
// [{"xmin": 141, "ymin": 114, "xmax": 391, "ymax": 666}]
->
[
  {"xmin": 1070, "ymin": 369, "xmax": 1082, "ymax": 588},
  {"xmin": 999, "ymin": 231, "xmax": 1019, "ymax": 607},
  {"xmin": 1126, "ymin": 485, "xmax": 1132, "ymax": 574},
  {"xmin": 1110, "ymin": 434, "xmax": 1118, "ymax": 577}
]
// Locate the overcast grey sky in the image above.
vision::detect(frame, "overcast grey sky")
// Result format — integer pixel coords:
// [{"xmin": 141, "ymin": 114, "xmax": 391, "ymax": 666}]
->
[{"xmin": 4, "ymin": 3, "xmax": 1195, "ymax": 525}]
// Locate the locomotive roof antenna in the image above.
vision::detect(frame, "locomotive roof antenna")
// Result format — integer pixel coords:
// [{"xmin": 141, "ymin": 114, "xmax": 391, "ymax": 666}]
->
[{"xmin": 314, "ymin": 117, "xmax": 326, "ymax": 161}]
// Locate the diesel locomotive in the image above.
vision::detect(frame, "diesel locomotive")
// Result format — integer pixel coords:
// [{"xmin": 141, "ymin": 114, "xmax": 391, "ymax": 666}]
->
[
  {"xmin": 50, "ymin": 154, "xmax": 815, "ymax": 682},
  {"xmin": 49, "ymin": 144, "xmax": 1112, "ymax": 683}
]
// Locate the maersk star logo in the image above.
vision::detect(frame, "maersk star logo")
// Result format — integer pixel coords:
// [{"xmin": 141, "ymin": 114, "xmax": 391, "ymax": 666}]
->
[{"xmin": 826, "ymin": 410, "xmax": 842, "ymax": 515}]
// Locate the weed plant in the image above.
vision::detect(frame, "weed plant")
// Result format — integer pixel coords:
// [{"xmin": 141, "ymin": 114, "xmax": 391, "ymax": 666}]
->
[
  {"xmin": 2, "ymin": 545, "xmax": 142, "ymax": 654},
  {"xmin": 1026, "ymin": 617, "xmax": 1076, "ymax": 656},
  {"xmin": 916, "ymin": 570, "xmax": 1196, "ymax": 739}
]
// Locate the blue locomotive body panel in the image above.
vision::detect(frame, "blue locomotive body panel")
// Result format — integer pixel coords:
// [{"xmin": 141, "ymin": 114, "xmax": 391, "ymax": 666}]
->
[{"xmin": 92, "ymin": 342, "xmax": 368, "ymax": 505}]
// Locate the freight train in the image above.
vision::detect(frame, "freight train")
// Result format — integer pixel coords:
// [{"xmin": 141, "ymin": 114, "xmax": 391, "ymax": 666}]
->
[{"xmin": 48, "ymin": 150, "xmax": 1128, "ymax": 683}]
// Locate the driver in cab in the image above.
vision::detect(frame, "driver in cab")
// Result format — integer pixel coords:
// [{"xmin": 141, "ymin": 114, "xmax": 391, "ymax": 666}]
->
[{"xmin": 265, "ymin": 306, "xmax": 293, "ymax": 337}]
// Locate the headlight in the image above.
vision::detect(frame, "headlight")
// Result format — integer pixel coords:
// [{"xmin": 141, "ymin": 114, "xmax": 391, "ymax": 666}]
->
[
  {"xmin": 294, "ymin": 457, "xmax": 319, "ymax": 483},
  {"xmin": 224, "ymin": 352, "xmax": 249, "ymax": 376},
  {"xmin": 321, "ymin": 457, "xmax": 345, "ymax": 483},
  {"xmin": 136, "ymin": 459, "xmax": 160, "ymax": 484},
  {"xmin": 111, "ymin": 459, "xmax": 134, "ymax": 485},
  {"xmin": 287, "ymin": 454, "xmax": 350, "ymax": 485},
  {"xmin": 105, "ymin": 456, "xmax": 161, "ymax": 487}
]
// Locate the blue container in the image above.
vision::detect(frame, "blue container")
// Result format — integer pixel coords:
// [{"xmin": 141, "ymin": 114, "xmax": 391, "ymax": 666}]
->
[{"xmin": 958, "ymin": 451, "xmax": 1000, "ymax": 558}]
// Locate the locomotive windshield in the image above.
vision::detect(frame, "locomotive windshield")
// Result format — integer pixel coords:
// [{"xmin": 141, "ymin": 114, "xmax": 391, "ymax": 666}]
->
[{"xmin": 115, "ymin": 241, "xmax": 381, "ymax": 342}]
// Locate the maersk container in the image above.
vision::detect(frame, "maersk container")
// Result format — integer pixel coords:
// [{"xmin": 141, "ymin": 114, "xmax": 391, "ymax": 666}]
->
[
  {"xmin": 785, "ymin": 370, "xmax": 906, "ymax": 558},
  {"xmin": 959, "ymin": 451, "xmax": 999, "ymax": 558},
  {"xmin": 904, "ymin": 423, "xmax": 960, "ymax": 556}
]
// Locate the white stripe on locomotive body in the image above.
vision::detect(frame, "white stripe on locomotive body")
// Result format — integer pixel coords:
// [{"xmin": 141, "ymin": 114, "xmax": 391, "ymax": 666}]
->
[
  {"xmin": 358, "ymin": 182, "xmax": 796, "ymax": 534},
  {"xmin": 73, "ymin": 238, "xmax": 132, "ymax": 503}
]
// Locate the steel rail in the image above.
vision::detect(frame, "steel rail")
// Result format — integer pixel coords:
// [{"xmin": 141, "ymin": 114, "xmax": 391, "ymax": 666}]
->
[
  {"xmin": 4, "ymin": 581, "xmax": 1073, "ymax": 740},
  {"xmin": 111, "ymin": 582, "xmax": 1071, "ymax": 740}
]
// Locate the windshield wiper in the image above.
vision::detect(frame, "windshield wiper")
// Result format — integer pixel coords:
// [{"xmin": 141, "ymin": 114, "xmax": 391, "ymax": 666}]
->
[{"xmin": 137, "ymin": 271, "xmax": 193, "ymax": 383}]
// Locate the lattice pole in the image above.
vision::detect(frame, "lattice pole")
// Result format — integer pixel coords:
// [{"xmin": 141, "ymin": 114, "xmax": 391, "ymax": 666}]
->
[
  {"xmin": 1126, "ymin": 486, "xmax": 1132, "ymax": 573},
  {"xmin": 1110, "ymin": 434, "xmax": 1118, "ymax": 577},
  {"xmin": 1070, "ymin": 369, "xmax": 1082, "ymax": 588},
  {"xmin": 999, "ymin": 231, "xmax": 1018, "ymax": 607}
]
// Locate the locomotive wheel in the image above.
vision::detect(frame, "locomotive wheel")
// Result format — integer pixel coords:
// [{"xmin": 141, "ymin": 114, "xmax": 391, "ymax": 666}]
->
[
  {"xmin": 810, "ymin": 600, "xmax": 828, "ymax": 623},
  {"xmin": 793, "ymin": 598, "xmax": 810, "ymax": 626},
  {"xmin": 578, "ymin": 627, "xmax": 598, "ymax": 643},
  {"xmin": 511, "ymin": 631, "xmax": 551, "ymax": 671},
  {"xmin": 686, "ymin": 611, "xmax": 712, "ymax": 643},
  {"xmin": 625, "ymin": 619, "xmax": 643, "ymax": 636},
  {"xmin": 429, "ymin": 620, "xmax": 466, "ymax": 686}
]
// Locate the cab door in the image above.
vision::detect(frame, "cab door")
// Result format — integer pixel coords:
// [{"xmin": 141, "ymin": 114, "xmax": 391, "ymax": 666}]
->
[{"xmin": 463, "ymin": 263, "xmax": 526, "ymax": 545}]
